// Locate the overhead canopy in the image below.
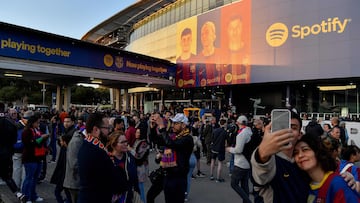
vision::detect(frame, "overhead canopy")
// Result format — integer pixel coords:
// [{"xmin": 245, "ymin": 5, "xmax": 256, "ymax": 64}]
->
[
  {"xmin": 0, "ymin": 22, "xmax": 175, "ymax": 89},
  {"xmin": 82, "ymin": 0, "xmax": 176, "ymax": 49}
]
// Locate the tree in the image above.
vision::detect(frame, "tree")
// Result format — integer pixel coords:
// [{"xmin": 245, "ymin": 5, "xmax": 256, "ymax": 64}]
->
[{"xmin": 0, "ymin": 86, "xmax": 21, "ymax": 102}]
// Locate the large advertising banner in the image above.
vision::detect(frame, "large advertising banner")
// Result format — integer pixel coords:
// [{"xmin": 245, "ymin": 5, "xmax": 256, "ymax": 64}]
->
[
  {"xmin": 176, "ymin": 0, "xmax": 251, "ymax": 88},
  {"xmin": 250, "ymin": 0, "xmax": 359, "ymax": 83},
  {"xmin": 0, "ymin": 23, "xmax": 176, "ymax": 79}
]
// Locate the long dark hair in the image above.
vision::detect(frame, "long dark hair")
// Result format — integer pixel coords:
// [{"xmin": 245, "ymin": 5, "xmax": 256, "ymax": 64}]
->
[{"xmin": 25, "ymin": 114, "xmax": 40, "ymax": 130}]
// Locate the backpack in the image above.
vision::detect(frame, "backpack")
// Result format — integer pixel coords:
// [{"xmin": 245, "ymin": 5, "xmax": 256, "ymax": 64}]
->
[
  {"xmin": 13, "ymin": 128, "xmax": 24, "ymax": 151},
  {"xmin": 243, "ymin": 131, "xmax": 262, "ymax": 162}
]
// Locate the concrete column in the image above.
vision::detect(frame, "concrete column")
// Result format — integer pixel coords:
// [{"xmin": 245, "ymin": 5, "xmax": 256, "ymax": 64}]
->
[
  {"xmin": 134, "ymin": 93, "xmax": 138, "ymax": 110},
  {"xmin": 109, "ymin": 88, "xmax": 114, "ymax": 107},
  {"xmin": 124, "ymin": 89, "xmax": 129, "ymax": 112},
  {"xmin": 307, "ymin": 89, "xmax": 313, "ymax": 112},
  {"xmin": 115, "ymin": 88, "xmax": 121, "ymax": 112},
  {"xmin": 56, "ymin": 86, "xmax": 61, "ymax": 111},
  {"xmin": 139, "ymin": 93, "xmax": 144, "ymax": 113},
  {"xmin": 286, "ymin": 85, "xmax": 290, "ymax": 108},
  {"xmin": 130, "ymin": 93, "xmax": 134, "ymax": 112},
  {"xmin": 63, "ymin": 86, "xmax": 71, "ymax": 112},
  {"xmin": 161, "ymin": 89, "xmax": 164, "ymax": 112}
]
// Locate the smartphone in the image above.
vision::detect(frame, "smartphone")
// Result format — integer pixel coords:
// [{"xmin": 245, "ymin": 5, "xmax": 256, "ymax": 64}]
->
[{"xmin": 271, "ymin": 109, "xmax": 291, "ymax": 133}]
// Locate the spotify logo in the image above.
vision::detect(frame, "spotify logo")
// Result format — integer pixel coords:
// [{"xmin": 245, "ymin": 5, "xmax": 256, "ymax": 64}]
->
[
  {"xmin": 266, "ymin": 23, "xmax": 289, "ymax": 47},
  {"xmin": 266, "ymin": 17, "xmax": 350, "ymax": 47}
]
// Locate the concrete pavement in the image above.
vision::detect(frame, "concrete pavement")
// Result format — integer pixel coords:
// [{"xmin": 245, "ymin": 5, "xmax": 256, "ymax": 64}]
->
[{"xmin": 1, "ymin": 151, "xmax": 251, "ymax": 203}]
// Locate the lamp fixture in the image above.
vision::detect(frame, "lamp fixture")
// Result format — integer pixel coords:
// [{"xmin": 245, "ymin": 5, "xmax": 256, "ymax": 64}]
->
[
  {"xmin": 90, "ymin": 79, "xmax": 102, "ymax": 84},
  {"xmin": 4, "ymin": 73, "xmax": 23, "ymax": 78},
  {"xmin": 317, "ymin": 85, "xmax": 357, "ymax": 91},
  {"xmin": 77, "ymin": 83, "xmax": 100, "ymax": 88}
]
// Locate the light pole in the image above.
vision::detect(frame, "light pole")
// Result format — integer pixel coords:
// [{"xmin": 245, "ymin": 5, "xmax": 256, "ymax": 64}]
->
[{"xmin": 41, "ymin": 83, "xmax": 46, "ymax": 105}]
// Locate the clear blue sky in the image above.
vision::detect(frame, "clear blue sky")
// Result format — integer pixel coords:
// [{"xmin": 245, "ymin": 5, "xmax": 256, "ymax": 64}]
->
[{"xmin": 0, "ymin": 0, "xmax": 136, "ymax": 39}]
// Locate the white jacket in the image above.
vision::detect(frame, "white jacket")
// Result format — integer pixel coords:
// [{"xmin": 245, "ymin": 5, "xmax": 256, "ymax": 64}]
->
[{"xmin": 229, "ymin": 126, "xmax": 252, "ymax": 169}]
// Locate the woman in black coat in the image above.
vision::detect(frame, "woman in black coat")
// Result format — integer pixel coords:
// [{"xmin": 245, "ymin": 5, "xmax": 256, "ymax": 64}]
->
[{"xmin": 50, "ymin": 136, "xmax": 72, "ymax": 203}]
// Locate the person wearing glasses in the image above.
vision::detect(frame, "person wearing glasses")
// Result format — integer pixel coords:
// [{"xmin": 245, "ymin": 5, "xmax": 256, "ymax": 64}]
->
[
  {"xmin": 77, "ymin": 113, "xmax": 128, "ymax": 203},
  {"xmin": 108, "ymin": 131, "xmax": 140, "ymax": 203}
]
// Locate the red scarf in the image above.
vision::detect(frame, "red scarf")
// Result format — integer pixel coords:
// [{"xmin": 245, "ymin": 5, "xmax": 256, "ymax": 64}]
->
[{"xmin": 84, "ymin": 134, "xmax": 109, "ymax": 154}]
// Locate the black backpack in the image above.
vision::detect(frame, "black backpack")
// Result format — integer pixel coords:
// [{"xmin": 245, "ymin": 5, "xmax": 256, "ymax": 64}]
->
[{"xmin": 242, "ymin": 131, "xmax": 262, "ymax": 162}]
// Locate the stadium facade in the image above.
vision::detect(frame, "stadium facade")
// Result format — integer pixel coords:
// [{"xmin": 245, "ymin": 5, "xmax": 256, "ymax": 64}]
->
[{"xmin": 83, "ymin": 0, "xmax": 360, "ymax": 118}]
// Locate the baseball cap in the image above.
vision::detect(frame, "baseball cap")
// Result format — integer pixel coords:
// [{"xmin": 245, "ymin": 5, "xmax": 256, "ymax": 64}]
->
[
  {"xmin": 170, "ymin": 113, "xmax": 189, "ymax": 125},
  {"xmin": 236, "ymin": 115, "xmax": 248, "ymax": 125},
  {"xmin": 23, "ymin": 110, "xmax": 34, "ymax": 119}
]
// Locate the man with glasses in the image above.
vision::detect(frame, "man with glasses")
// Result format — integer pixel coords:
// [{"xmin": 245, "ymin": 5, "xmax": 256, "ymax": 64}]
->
[{"xmin": 77, "ymin": 112, "xmax": 127, "ymax": 203}]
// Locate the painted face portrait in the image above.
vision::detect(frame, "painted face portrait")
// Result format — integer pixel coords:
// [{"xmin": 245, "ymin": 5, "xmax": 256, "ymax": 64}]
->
[
  {"xmin": 181, "ymin": 33, "xmax": 192, "ymax": 53},
  {"xmin": 201, "ymin": 22, "xmax": 216, "ymax": 50},
  {"xmin": 227, "ymin": 18, "xmax": 244, "ymax": 51}
]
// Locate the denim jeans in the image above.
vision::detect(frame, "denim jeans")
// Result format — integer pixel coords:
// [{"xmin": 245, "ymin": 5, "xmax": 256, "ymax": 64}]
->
[
  {"xmin": 22, "ymin": 162, "xmax": 42, "ymax": 201},
  {"xmin": 229, "ymin": 154, "xmax": 234, "ymax": 174},
  {"xmin": 230, "ymin": 166, "xmax": 251, "ymax": 203},
  {"xmin": 186, "ymin": 153, "xmax": 196, "ymax": 198},
  {"xmin": 12, "ymin": 153, "xmax": 25, "ymax": 188},
  {"xmin": 138, "ymin": 182, "xmax": 146, "ymax": 203}
]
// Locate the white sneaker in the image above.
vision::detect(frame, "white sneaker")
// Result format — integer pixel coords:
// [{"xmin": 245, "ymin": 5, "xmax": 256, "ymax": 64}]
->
[
  {"xmin": 26, "ymin": 201, "xmax": 32, "ymax": 203},
  {"xmin": 16, "ymin": 192, "xmax": 25, "ymax": 201},
  {"xmin": 35, "ymin": 197, "xmax": 44, "ymax": 202}
]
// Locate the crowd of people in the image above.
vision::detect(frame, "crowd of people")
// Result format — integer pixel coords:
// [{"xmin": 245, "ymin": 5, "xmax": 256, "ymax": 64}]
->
[{"xmin": 1, "ymin": 102, "xmax": 360, "ymax": 203}]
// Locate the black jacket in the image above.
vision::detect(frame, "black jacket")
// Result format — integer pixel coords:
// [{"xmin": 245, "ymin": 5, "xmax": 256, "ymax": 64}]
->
[
  {"xmin": 159, "ymin": 128, "xmax": 194, "ymax": 176},
  {"xmin": 50, "ymin": 146, "xmax": 67, "ymax": 185},
  {"xmin": 211, "ymin": 127, "xmax": 228, "ymax": 153},
  {"xmin": 62, "ymin": 125, "xmax": 76, "ymax": 145},
  {"xmin": 78, "ymin": 139, "xmax": 128, "ymax": 203},
  {"xmin": 0, "ymin": 115, "xmax": 17, "ymax": 158}
]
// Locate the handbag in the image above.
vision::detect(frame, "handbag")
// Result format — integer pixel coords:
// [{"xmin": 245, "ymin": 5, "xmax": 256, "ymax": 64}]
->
[
  {"xmin": 34, "ymin": 146, "xmax": 46, "ymax": 157},
  {"xmin": 31, "ymin": 128, "xmax": 46, "ymax": 157},
  {"xmin": 149, "ymin": 167, "xmax": 164, "ymax": 184}
]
